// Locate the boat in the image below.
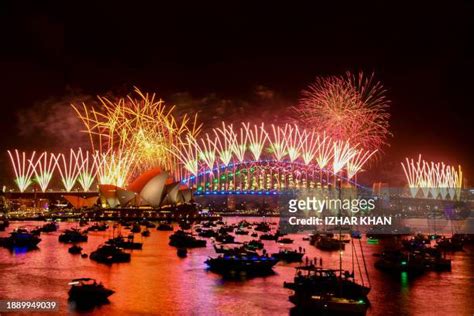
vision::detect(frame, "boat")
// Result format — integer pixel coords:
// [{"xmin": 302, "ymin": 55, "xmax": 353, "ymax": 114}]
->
[
  {"xmin": 235, "ymin": 229, "xmax": 249, "ymax": 235},
  {"xmin": 157, "ymin": 223, "xmax": 174, "ymax": 231},
  {"xmin": 254, "ymin": 222, "xmax": 271, "ymax": 232},
  {"xmin": 284, "ymin": 265, "xmax": 370, "ymax": 301},
  {"xmin": 69, "ymin": 244, "xmax": 83, "ymax": 254},
  {"xmin": 41, "ymin": 222, "xmax": 58, "ymax": 232},
  {"xmin": 140, "ymin": 220, "xmax": 156, "ymax": 228},
  {"xmin": 179, "ymin": 221, "xmax": 192, "ymax": 230},
  {"xmin": 260, "ymin": 233, "xmax": 278, "ymax": 241},
  {"xmin": 68, "ymin": 278, "xmax": 114, "ymax": 304},
  {"xmin": 31, "ymin": 226, "xmax": 42, "ymax": 236},
  {"xmin": 177, "ymin": 248, "xmax": 188, "ymax": 258},
  {"xmin": 285, "ymin": 183, "xmax": 371, "ymax": 314},
  {"xmin": 271, "ymin": 248, "xmax": 304, "ymax": 263},
  {"xmin": 425, "ymin": 255, "xmax": 451, "ymax": 271},
  {"xmin": 289, "ymin": 293, "xmax": 368, "ymax": 315},
  {"xmin": 106, "ymin": 235, "xmax": 142, "ymax": 250},
  {"xmin": 0, "ymin": 228, "xmax": 41, "ymax": 249},
  {"xmin": 277, "ymin": 237, "xmax": 294, "ymax": 244},
  {"xmin": 245, "ymin": 240, "xmax": 264, "ymax": 250},
  {"xmin": 215, "ymin": 233, "xmax": 235, "ymax": 244},
  {"xmin": 205, "ymin": 254, "xmax": 279, "ymax": 275},
  {"xmin": 59, "ymin": 229, "xmax": 88, "ymax": 243},
  {"xmin": 79, "ymin": 218, "xmax": 88, "ymax": 227},
  {"xmin": 202, "ymin": 220, "xmax": 217, "ymax": 228},
  {"xmin": 315, "ymin": 236, "xmax": 346, "ymax": 251},
  {"xmin": 0, "ymin": 219, "xmax": 9, "ymax": 231},
  {"xmin": 198, "ymin": 229, "xmax": 217, "ymax": 238},
  {"xmin": 374, "ymin": 250, "xmax": 425, "ymax": 274},
  {"xmin": 87, "ymin": 223, "xmax": 108, "ymax": 232},
  {"xmin": 90, "ymin": 244, "xmax": 131, "ymax": 264},
  {"xmin": 169, "ymin": 230, "xmax": 206, "ymax": 248},
  {"xmin": 213, "ymin": 244, "xmax": 228, "ymax": 253},
  {"xmin": 214, "ymin": 244, "xmax": 259, "ymax": 257},
  {"xmin": 131, "ymin": 223, "xmax": 141, "ymax": 233},
  {"xmin": 436, "ymin": 237, "xmax": 464, "ymax": 252},
  {"xmin": 219, "ymin": 225, "xmax": 235, "ymax": 233}
]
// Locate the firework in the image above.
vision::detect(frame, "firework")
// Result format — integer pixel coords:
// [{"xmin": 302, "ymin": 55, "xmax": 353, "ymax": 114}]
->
[
  {"xmin": 269, "ymin": 124, "xmax": 288, "ymax": 161},
  {"xmin": 214, "ymin": 122, "xmax": 236, "ymax": 166},
  {"xmin": 57, "ymin": 149, "xmax": 84, "ymax": 191},
  {"xmin": 76, "ymin": 149, "xmax": 97, "ymax": 191},
  {"xmin": 332, "ymin": 141, "xmax": 358, "ymax": 174},
  {"xmin": 230, "ymin": 124, "xmax": 247, "ymax": 163},
  {"xmin": 31, "ymin": 152, "xmax": 59, "ymax": 192},
  {"xmin": 347, "ymin": 149, "xmax": 378, "ymax": 179},
  {"xmin": 72, "ymin": 87, "xmax": 201, "ymax": 179},
  {"xmin": 300, "ymin": 130, "xmax": 320, "ymax": 165},
  {"xmin": 244, "ymin": 122, "xmax": 268, "ymax": 161},
  {"xmin": 427, "ymin": 162, "xmax": 440, "ymax": 199},
  {"xmin": 171, "ymin": 135, "xmax": 199, "ymax": 177},
  {"xmin": 401, "ymin": 155, "xmax": 463, "ymax": 200},
  {"xmin": 178, "ymin": 122, "xmax": 383, "ymax": 191},
  {"xmin": 197, "ymin": 134, "xmax": 217, "ymax": 171},
  {"xmin": 284, "ymin": 124, "xmax": 304, "ymax": 162},
  {"xmin": 7, "ymin": 150, "xmax": 37, "ymax": 192},
  {"xmin": 435, "ymin": 163, "xmax": 449, "ymax": 200},
  {"xmin": 454, "ymin": 165, "xmax": 463, "ymax": 200},
  {"xmin": 93, "ymin": 150, "xmax": 136, "ymax": 188},
  {"xmin": 401, "ymin": 156, "xmax": 421, "ymax": 198},
  {"xmin": 315, "ymin": 132, "xmax": 333, "ymax": 170},
  {"xmin": 295, "ymin": 72, "xmax": 390, "ymax": 152}
]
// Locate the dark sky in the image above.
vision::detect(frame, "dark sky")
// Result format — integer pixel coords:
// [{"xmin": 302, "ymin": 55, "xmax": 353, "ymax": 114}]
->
[{"xmin": 0, "ymin": 1, "xmax": 472, "ymax": 185}]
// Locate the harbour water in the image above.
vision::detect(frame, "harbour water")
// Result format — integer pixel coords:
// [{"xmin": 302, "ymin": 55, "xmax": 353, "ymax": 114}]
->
[{"xmin": 0, "ymin": 218, "xmax": 473, "ymax": 316}]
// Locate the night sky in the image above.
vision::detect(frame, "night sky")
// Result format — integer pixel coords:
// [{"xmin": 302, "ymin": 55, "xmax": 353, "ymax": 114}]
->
[{"xmin": 0, "ymin": 2, "xmax": 472, "ymax": 185}]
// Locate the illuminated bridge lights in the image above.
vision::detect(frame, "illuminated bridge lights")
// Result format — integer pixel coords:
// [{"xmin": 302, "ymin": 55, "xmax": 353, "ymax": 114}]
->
[
  {"xmin": 196, "ymin": 190, "xmax": 278, "ymax": 196},
  {"xmin": 181, "ymin": 159, "xmax": 367, "ymax": 195}
]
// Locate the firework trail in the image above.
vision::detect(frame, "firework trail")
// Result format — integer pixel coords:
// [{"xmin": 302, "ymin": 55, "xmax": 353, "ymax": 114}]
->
[
  {"xmin": 170, "ymin": 135, "xmax": 200, "ymax": 177},
  {"xmin": 295, "ymin": 72, "xmax": 390, "ymax": 152},
  {"xmin": 347, "ymin": 149, "xmax": 378, "ymax": 179},
  {"xmin": 31, "ymin": 152, "xmax": 59, "ymax": 192},
  {"xmin": 284, "ymin": 124, "xmax": 304, "ymax": 162},
  {"xmin": 401, "ymin": 155, "xmax": 463, "ymax": 200},
  {"xmin": 300, "ymin": 130, "xmax": 321, "ymax": 165},
  {"xmin": 269, "ymin": 124, "xmax": 288, "ymax": 161},
  {"xmin": 72, "ymin": 87, "xmax": 201, "ymax": 180},
  {"xmin": 332, "ymin": 140, "xmax": 358, "ymax": 174},
  {"xmin": 315, "ymin": 132, "xmax": 334, "ymax": 170},
  {"xmin": 7, "ymin": 150, "xmax": 37, "ymax": 192},
  {"xmin": 57, "ymin": 149, "xmax": 84, "ymax": 191},
  {"xmin": 93, "ymin": 150, "xmax": 136, "ymax": 188},
  {"xmin": 244, "ymin": 122, "xmax": 268, "ymax": 161},
  {"xmin": 230, "ymin": 124, "xmax": 247, "ymax": 163},
  {"xmin": 76, "ymin": 149, "xmax": 97, "ymax": 191},
  {"xmin": 197, "ymin": 134, "xmax": 217, "ymax": 171},
  {"xmin": 214, "ymin": 122, "xmax": 236, "ymax": 166}
]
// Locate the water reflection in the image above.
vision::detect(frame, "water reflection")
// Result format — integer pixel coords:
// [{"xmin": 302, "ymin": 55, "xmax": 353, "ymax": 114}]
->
[{"xmin": 0, "ymin": 219, "xmax": 472, "ymax": 315}]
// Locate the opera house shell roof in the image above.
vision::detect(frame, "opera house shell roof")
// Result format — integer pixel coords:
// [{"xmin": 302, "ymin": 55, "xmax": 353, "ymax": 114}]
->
[{"xmin": 99, "ymin": 168, "xmax": 193, "ymax": 208}]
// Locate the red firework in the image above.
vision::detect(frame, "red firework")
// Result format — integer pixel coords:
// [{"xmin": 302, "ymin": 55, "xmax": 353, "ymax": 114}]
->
[{"xmin": 295, "ymin": 72, "xmax": 390, "ymax": 152}]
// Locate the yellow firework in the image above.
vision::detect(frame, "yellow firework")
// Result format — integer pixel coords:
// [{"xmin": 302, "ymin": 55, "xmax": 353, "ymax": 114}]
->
[{"xmin": 72, "ymin": 87, "xmax": 201, "ymax": 184}]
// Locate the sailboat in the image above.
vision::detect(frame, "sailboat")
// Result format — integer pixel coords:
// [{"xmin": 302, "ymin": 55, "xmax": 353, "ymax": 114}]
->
[{"xmin": 284, "ymin": 180, "xmax": 371, "ymax": 315}]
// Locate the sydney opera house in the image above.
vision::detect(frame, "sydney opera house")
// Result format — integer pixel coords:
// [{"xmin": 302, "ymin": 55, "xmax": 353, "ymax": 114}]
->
[{"xmin": 71, "ymin": 168, "xmax": 192, "ymax": 209}]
